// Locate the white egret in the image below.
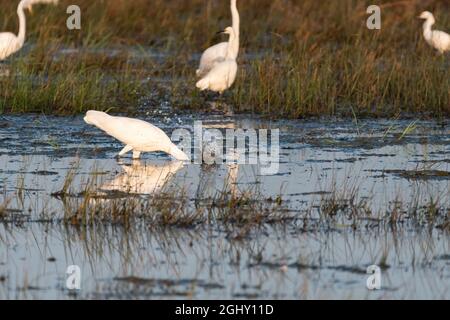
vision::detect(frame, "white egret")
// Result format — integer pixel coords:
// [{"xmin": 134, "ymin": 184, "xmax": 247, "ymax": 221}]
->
[
  {"xmin": 0, "ymin": 0, "xmax": 58, "ymax": 61},
  {"xmin": 196, "ymin": 0, "xmax": 239, "ymax": 77},
  {"xmin": 196, "ymin": 27, "xmax": 238, "ymax": 94},
  {"xmin": 84, "ymin": 111, "xmax": 190, "ymax": 161},
  {"xmin": 418, "ymin": 11, "xmax": 450, "ymax": 54}
]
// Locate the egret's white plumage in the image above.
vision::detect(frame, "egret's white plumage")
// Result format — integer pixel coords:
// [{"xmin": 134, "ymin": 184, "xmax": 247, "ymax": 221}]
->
[
  {"xmin": 419, "ymin": 11, "xmax": 450, "ymax": 54},
  {"xmin": 0, "ymin": 0, "xmax": 58, "ymax": 61},
  {"xmin": 196, "ymin": 27, "xmax": 238, "ymax": 94},
  {"xmin": 196, "ymin": 0, "xmax": 239, "ymax": 78},
  {"xmin": 84, "ymin": 111, "xmax": 189, "ymax": 161}
]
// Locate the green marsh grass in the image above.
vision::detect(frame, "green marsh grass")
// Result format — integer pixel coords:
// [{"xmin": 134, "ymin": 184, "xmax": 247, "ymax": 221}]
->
[
  {"xmin": 0, "ymin": 0, "xmax": 448, "ymax": 117},
  {"xmin": 0, "ymin": 49, "xmax": 145, "ymax": 114}
]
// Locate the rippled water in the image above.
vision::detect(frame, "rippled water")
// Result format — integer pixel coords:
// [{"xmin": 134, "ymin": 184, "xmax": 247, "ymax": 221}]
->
[{"xmin": 0, "ymin": 114, "xmax": 449, "ymax": 299}]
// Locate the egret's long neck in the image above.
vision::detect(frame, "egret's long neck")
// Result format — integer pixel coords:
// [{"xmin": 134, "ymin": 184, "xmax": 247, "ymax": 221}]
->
[
  {"xmin": 230, "ymin": 0, "xmax": 240, "ymax": 57},
  {"xmin": 423, "ymin": 17, "xmax": 435, "ymax": 40},
  {"xmin": 226, "ymin": 30, "xmax": 236, "ymax": 59},
  {"xmin": 17, "ymin": 1, "xmax": 27, "ymax": 46}
]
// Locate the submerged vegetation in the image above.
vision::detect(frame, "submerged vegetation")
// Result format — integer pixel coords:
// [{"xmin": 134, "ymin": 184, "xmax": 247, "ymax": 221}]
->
[
  {"xmin": 1, "ymin": 161, "xmax": 447, "ymax": 237},
  {"xmin": 0, "ymin": 0, "xmax": 448, "ymax": 117},
  {"xmin": 0, "ymin": 116, "xmax": 448, "ymax": 299}
]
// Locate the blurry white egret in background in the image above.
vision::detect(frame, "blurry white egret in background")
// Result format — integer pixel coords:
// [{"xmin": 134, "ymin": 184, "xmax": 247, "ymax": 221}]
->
[
  {"xmin": 197, "ymin": 0, "xmax": 239, "ymax": 77},
  {"xmin": 84, "ymin": 111, "xmax": 190, "ymax": 161},
  {"xmin": 419, "ymin": 11, "xmax": 450, "ymax": 54},
  {"xmin": 196, "ymin": 27, "xmax": 238, "ymax": 94},
  {"xmin": 0, "ymin": 0, "xmax": 58, "ymax": 61}
]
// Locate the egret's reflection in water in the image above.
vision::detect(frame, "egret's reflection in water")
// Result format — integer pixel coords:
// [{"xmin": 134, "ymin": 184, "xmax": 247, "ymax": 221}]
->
[{"xmin": 100, "ymin": 160, "xmax": 185, "ymax": 195}]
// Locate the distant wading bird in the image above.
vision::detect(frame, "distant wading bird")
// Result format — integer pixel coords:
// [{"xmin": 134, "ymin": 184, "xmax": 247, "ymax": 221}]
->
[
  {"xmin": 418, "ymin": 11, "xmax": 450, "ymax": 54},
  {"xmin": 196, "ymin": 27, "xmax": 238, "ymax": 94},
  {"xmin": 196, "ymin": 0, "xmax": 239, "ymax": 78},
  {"xmin": 84, "ymin": 111, "xmax": 190, "ymax": 161},
  {"xmin": 0, "ymin": 0, "xmax": 58, "ymax": 61}
]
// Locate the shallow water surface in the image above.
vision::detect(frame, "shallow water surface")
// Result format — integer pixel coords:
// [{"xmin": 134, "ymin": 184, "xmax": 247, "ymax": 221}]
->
[{"xmin": 0, "ymin": 114, "xmax": 448, "ymax": 299}]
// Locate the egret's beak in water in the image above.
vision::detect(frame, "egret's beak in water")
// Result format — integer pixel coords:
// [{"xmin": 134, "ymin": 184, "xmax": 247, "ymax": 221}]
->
[
  {"xmin": 26, "ymin": 4, "xmax": 33, "ymax": 14},
  {"xmin": 216, "ymin": 30, "xmax": 225, "ymax": 35}
]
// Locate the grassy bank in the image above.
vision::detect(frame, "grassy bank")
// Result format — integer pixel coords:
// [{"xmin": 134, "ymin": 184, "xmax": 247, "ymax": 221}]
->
[{"xmin": 0, "ymin": 0, "xmax": 449, "ymax": 117}]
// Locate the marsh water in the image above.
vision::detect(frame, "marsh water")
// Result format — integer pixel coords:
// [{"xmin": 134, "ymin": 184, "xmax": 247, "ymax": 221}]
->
[{"xmin": 0, "ymin": 113, "xmax": 449, "ymax": 299}]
